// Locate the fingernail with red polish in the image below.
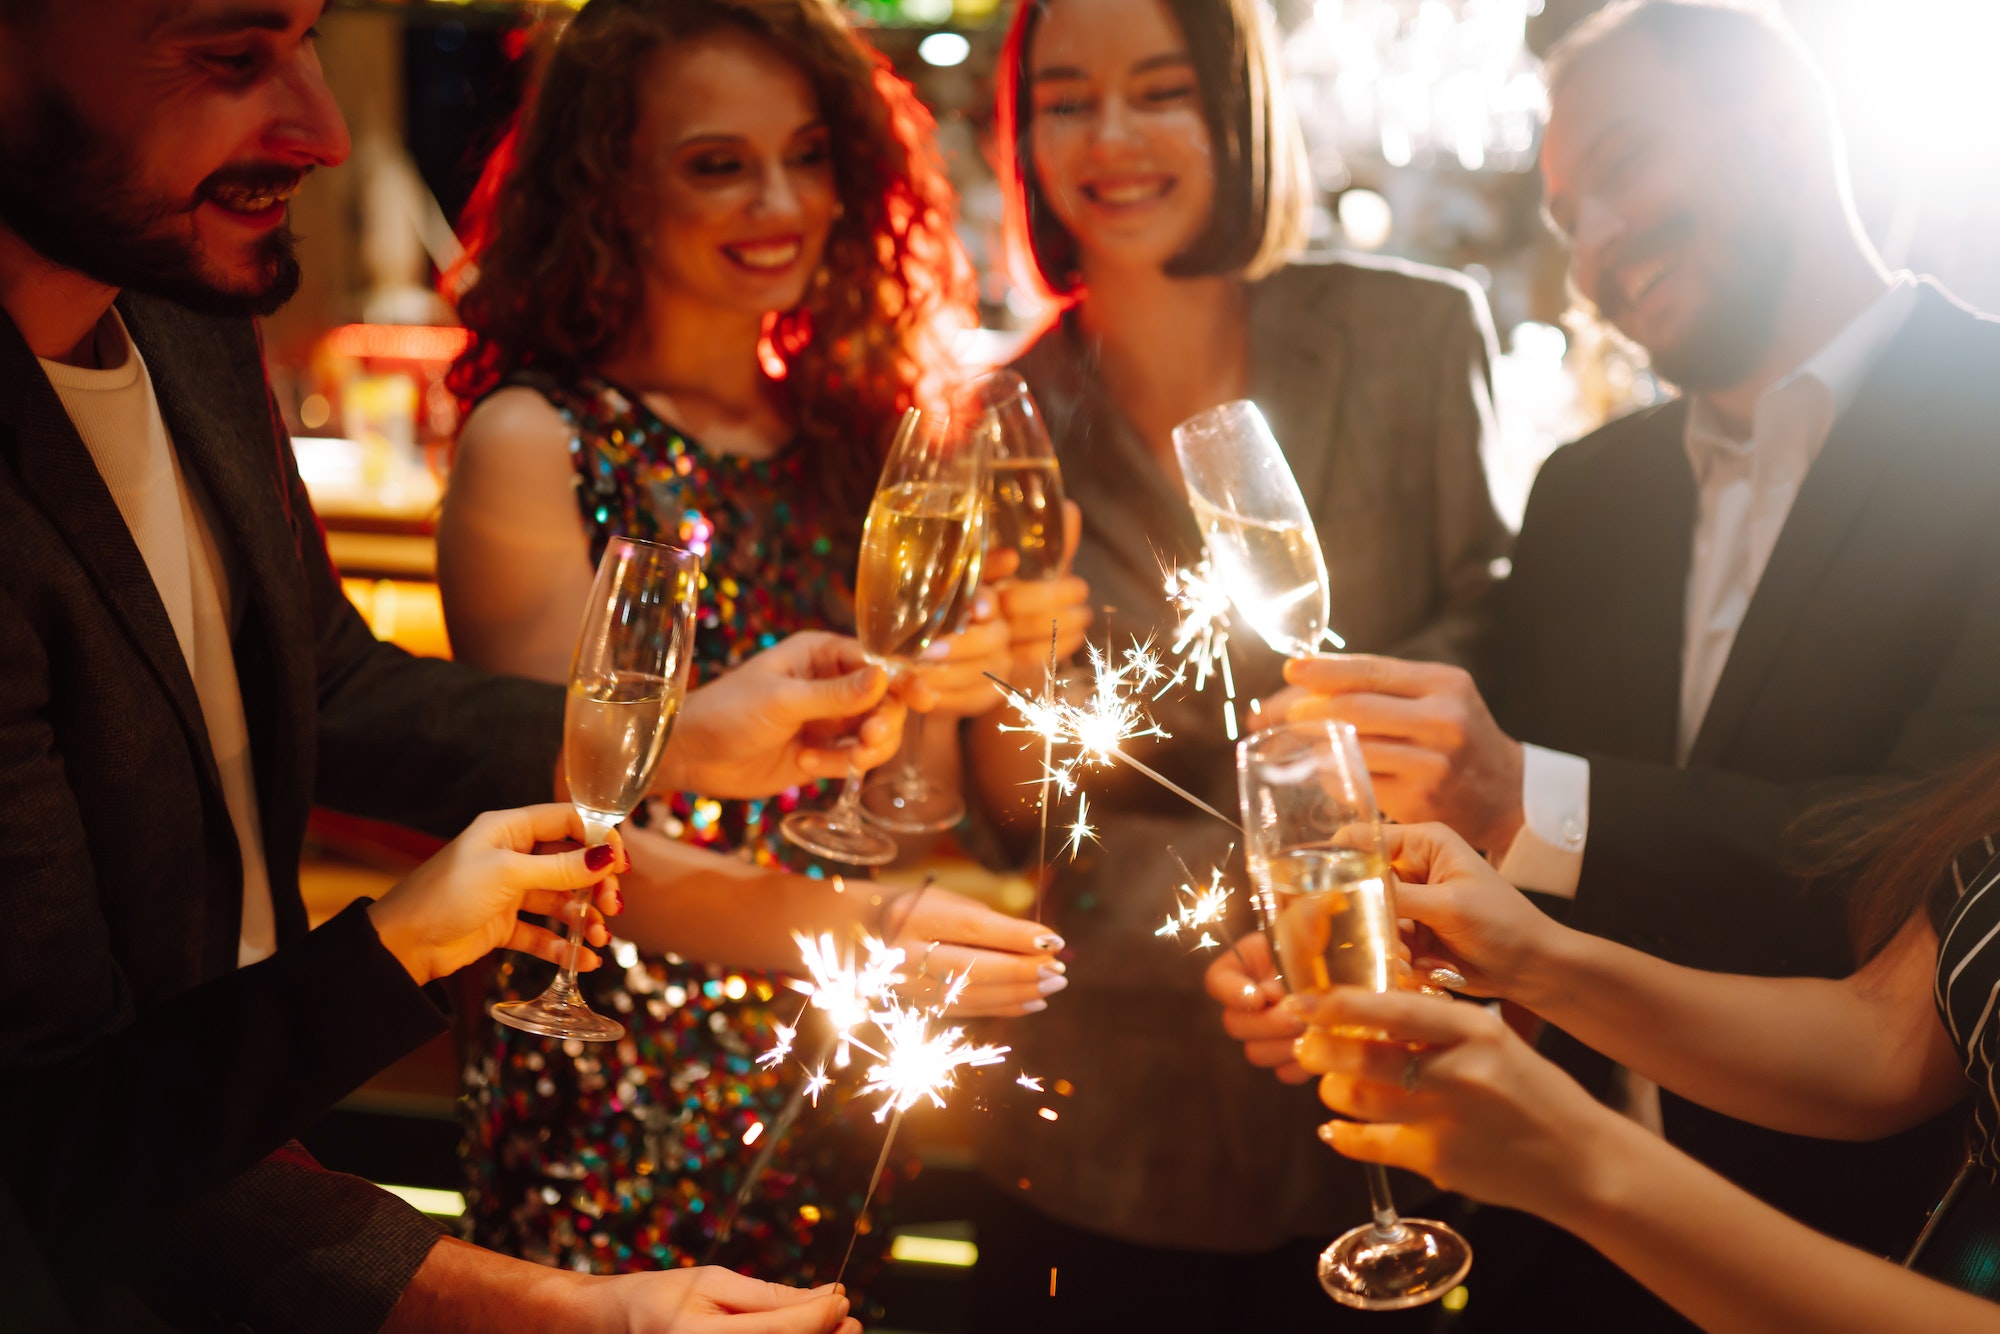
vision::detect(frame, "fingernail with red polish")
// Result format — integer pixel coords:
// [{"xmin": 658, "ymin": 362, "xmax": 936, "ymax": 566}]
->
[{"xmin": 585, "ymin": 844, "xmax": 615, "ymax": 872}]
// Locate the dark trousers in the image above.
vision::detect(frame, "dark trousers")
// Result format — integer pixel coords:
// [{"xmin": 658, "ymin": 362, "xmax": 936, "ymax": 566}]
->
[{"xmin": 967, "ymin": 1178, "xmax": 1448, "ymax": 1333}]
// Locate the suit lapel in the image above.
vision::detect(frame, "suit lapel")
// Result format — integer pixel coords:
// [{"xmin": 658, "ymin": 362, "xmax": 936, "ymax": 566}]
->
[
  {"xmin": 120, "ymin": 295, "xmax": 317, "ymax": 948},
  {"xmin": 0, "ymin": 306, "xmax": 219, "ymax": 786},
  {"xmin": 1611, "ymin": 401, "xmax": 1696, "ymax": 763},
  {"xmin": 1248, "ymin": 272, "xmax": 1348, "ymax": 513},
  {"xmin": 1688, "ymin": 291, "xmax": 1948, "ymax": 767}
]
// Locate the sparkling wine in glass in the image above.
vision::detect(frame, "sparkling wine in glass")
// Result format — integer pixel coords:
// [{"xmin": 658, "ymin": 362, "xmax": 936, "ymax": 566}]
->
[
  {"xmin": 865, "ymin": 371, "xmax": 1064, "ymax": 834},
  {"xmin": 782, "ymin": 407, "xmax": 983, "ymax": 864},
  {"xmin": 491, "ymin": 535, "xmax": 700, "ymax": 1042},
  {"xmin": 1238, "ymin": 720, "xmax": 1473, "ymax": 1310},
  {"xmin": 1173, "ymin": 400, "xmax": 1332, "ymax": 656}
]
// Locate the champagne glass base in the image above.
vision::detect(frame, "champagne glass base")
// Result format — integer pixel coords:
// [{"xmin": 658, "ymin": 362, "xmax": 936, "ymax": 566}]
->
[
  {"xmin": 491, "ymin": 987, "xmax": 626, "ymax": 1042},
  {"xmin": 860, "ymin": 771, "xmax": 966, "ymax": 834},
  {"xmin": 780, "ymin": 810, "xmax": 899, "ymax": 866},
  {"xmin": 1318, "ymin": 1218, "xmax": 1471, "ymax": 1311}
]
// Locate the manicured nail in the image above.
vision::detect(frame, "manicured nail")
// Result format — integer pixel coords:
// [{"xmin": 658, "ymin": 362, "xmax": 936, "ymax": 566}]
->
[
  {"xmin": 585, "ymin": 844, "xmax": 615, "ymax": 871},
  {"xmin": 1317, "ymin": 1121, "xmax": 1339, "ymax": 1147},
  {"xmin": 1037, "ymin": 962, "xmax": 1066, "ymax": 979},
  {"xmin": 974, "ymin": 593, "xmax": 995, "ymax": 618},
  {"xmin": 1037, "ymin": 974, "xmax": 1068, "ymax": 997},
  {"xmin": 921, "ymin": 639, "xmax": 953, "ymax": 660},
  {"xmin": 1033, "ymin": 934, "xmax": 1065, "ymax": 951},
  {"xmin": 1022, "ymin": 999, "xmax": 1049, "ymax": 1012},
  {"xmin": 1429, "ymin": 966, "xmax": 1467, "ymax": 991}
]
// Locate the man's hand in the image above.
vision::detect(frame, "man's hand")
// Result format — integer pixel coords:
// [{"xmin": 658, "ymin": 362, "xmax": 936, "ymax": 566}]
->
[
  {"xmin": 1284, "ymin": 655, "xmax": 1526, "ymax": 853},
  {"xmin": 1204, "ymin": 932, "xmax": 1309, "ymax": 1083},
  {"xmin": 656, "ymin": 633, "xmax": 907, "ymax": 799}
]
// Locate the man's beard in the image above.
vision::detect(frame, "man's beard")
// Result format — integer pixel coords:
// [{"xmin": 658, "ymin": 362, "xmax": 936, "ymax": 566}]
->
[
  {"xmin": 0, "ymin": 80, "xmax": 304, "ymax": 317},
  {"xmin": 1598, "ymin": 211, "xmax": 1793, "ymax": 394}
]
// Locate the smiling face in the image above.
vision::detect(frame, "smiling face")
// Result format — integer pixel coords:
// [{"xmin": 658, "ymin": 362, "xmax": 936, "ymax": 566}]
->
[
  {"xmin": 1541, "ymin": 30, "xmax": 1796, "ymax": 391},
  {"xmin": 1027, "ymin": 0, "xmax": 1216, "ymax": 277},
  {"xmin": 630, "ymin": 27, "xmax": 837, "ymax": 322},
  {"xmin": 0, "ymin": 0, "xmax": 349, "ymax": 314}
]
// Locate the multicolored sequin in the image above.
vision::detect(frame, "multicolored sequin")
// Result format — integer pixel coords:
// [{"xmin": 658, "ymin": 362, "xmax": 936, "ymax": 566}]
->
[{"xmin": 461, "ymin": 372, "xmax": 900, "ymax": 1287}]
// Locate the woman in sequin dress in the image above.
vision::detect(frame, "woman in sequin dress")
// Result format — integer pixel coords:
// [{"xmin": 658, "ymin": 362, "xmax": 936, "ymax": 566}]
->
[{"xmin": 433, "ymin": 0, "xmax": 1080, "ymax": 1287}]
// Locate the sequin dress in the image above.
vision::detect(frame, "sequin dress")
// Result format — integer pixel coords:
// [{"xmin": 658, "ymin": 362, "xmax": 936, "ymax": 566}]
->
[{"xmin": 460, "ymin": 371, "xmax": 894, "ymax": 1284}]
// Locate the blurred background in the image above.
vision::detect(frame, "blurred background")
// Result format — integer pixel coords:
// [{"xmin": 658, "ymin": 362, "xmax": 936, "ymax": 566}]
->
[{"xmin": 282, "ymin": 3, "xmax": 2000, "ymax": 1328}]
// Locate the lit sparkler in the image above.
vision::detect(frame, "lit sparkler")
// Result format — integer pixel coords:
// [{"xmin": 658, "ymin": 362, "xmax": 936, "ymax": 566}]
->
[
  {"xmin": 835, "ymin": 1000, "xmax": 1012, "ymax": 1285},
  {"xmin": 785, "ymin": 930, "xmax": 905, "ymax": 1068},
  {"xmin": 857, "ymin": 1004, "xmax": 1011, "ymax": 1123}
]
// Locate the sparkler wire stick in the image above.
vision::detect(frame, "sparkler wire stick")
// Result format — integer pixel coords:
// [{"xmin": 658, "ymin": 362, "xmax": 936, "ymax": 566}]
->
[
  {"xmin": 1101, "ymin": 741, "xmax": 1242, "ymax": 834},
  {"xmin": 834, "ymin": 1106, "xmax": 906, "ymax": 1286},
  {"xmin": 1034, "ymin": 621, "xmax": 1057, "ymax": 923}
]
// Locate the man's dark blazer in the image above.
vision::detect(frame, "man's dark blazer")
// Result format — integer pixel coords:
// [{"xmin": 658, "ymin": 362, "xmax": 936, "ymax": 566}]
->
[
  {"xmin": 0, "ymin": 293, "xmax": 564, "ymax": 1332},
  {"xmin": 1478, "ymin": 281, "xmax": 2000, "ymax": 1301}
]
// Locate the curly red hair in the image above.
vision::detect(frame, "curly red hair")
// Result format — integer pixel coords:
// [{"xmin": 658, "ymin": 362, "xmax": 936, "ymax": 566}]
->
[{"xmin": 446, "ymin": 0, "xmax": 975, "ymax": 530}]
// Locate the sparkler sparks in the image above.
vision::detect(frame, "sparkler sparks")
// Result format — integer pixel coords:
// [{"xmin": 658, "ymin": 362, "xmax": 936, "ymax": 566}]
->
[
  {"xmin": 1062, "ymin": 790, "xmax": 1097, "ymax": 861},
  {"xmin": 1017, "ymin": 1073, "xmax": 1044, "ymax": 1092},
  {"xmin": 785, "ymin": 931, "xmax": 905, "ymax": 1067},
  {"xmin": 1156, "ymin": 861, "xmax": 1236, "ymax": 948},
  {"xmin": 1164, "ymin": 556, "xmax": 1239, "ymax": 736},
  {"xmin": 857, "ymin": 1005, "xmax": 1011, "ymax": 1123}
]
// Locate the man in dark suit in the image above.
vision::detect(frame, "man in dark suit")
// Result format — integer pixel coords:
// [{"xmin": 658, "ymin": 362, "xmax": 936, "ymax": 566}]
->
[
  {"xmin": 1223, "ymin": 1, "xmax": 2000, "ymax": 1327},
  {"xmin": 0, "ymin": 3, "xmax": 885, "ymax": 1330}
]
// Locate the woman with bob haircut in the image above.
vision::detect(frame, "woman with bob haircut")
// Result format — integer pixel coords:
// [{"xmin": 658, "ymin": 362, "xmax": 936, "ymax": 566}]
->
[
  {"xmin": 436, "ymin": 0, "xmax": 1080, "ymax": 1287},
  {"xmin": 962, "ymin": 0, "xmax": 1511, "ymax": 1324}
]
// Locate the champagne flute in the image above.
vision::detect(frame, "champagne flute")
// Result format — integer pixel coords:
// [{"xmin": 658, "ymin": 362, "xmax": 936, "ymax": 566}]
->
[
  {"xmin": 1172, "ymin": 400, "xmax": 1332, "ymax": 656},
  {"xmin": 863, "ymin": 370, "xmax": 1064, "ymax": 833},
  {"xmin": 1237, "ymin": 719, "xmax": 1473, "ymax": 1310},
  {"xmin": 782, "ymin": 407, "xmax": 984, "ymax": 864},
  {"xmin": 491, "ymin": 535, "xmax": 701, "ymax": 1042}
]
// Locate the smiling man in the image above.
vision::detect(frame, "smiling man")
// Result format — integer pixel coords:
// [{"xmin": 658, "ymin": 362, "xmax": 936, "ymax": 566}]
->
[
  {"xmin": 0, "ymin": 3, "xmax": 874, "ymax": 1333},
  {"xmin": 1235, "ymin": 1, "xmax": 2000, "ymax": 1328}
]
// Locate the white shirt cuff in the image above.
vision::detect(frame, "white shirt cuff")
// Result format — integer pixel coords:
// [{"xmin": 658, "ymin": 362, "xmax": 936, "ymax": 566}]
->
[{"xmin": 1494, "ymin": 743, "xmax": 1589, "ymax": 898}]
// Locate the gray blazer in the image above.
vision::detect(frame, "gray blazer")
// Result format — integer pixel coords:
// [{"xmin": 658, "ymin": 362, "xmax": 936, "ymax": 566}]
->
[{"xmin": 975, "ymin": 253, "xmax": 1511, "ymax": 1251}]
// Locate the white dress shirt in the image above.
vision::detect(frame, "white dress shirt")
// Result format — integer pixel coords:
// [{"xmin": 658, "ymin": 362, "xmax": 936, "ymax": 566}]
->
[
  {"xmin": 42, "ymin": 312, "xmax": 278, "ymax": 965},
  {"xmin": 1499, "ymin": 276, "xmax": 1921, "ymax": 897}
]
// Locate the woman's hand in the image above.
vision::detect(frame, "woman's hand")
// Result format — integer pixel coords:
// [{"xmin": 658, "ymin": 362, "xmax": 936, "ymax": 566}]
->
[
  {"xmin": 903, "ymin": 592, "xmax": 1016, "ymax": 720},
  {"xmin": 367, "ymin": 804, "xmax": 622, "ymax": 986},
  {"xmin": 1204, "ymin": 932, "xmax": 1310, "ymax": 1082},
  {"xmin": 989, "ymin": 500, "xmax": 1091, "ymax": 690},
  {"xmin": 905, "ymin": 501, "xmax": 1095, "ymax": 717},
  {"xmin": 1380, "ymin": 823, "xmax": 1564, "ymax": 1003},
  {"xmin": 1291, "ymin": 987, "xmax": 1618, "ymax": 1222},
  {"xmin": 658, "ymin": 632, "xmax": 908, "ymax": 797},
  {"xmin": 880, "ymin": 885, "xmax": 1067, "ymax": 1017}
]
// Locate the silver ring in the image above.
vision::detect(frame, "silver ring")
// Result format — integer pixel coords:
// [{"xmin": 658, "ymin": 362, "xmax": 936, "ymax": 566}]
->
[{"xmin": 1399, "ymin": 1047, "xmax": 1423, "ymax": 1093}]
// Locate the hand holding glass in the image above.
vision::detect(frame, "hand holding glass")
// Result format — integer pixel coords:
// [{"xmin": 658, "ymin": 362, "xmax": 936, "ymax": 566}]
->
[
  {"xmin": 491, "ymin": 536, "xmax": 700, "ymax": 1042},
  {"xmin": 782, "ymin": 407, "xmax": 984, "ymax": 864},
  {"xmin": 1238, "ymin": 719, "xmax": 1472, "ymax": 1309},
  {"xmin": 864, "ymin": 371, "xmax": 1065, "ymax": 834}
]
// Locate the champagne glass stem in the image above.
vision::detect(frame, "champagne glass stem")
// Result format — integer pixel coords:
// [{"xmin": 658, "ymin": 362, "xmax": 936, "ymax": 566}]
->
[
  {"xmin": 828, "ymin": 766, "xmax": 867, "ymax": 830},
  {"xmin": 899, "ymin": 710, "xmax": 930, "ymax": 785},
  {"xmin": 1363, "ymin": 1164, "xmax": 1409, "ymax": 1240},
  {"xmin": 553, "ymin": 883, "xmax": 594, "ymax": 990}
]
